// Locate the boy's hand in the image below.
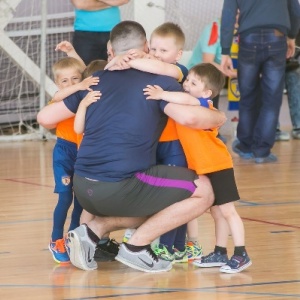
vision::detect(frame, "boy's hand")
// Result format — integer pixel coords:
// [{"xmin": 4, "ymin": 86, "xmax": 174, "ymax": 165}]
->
[
  {"xmin": 55, "ymin": 41, "xmax": 75, "ymax": 54},
  {"xmin": 79, "ymin": 76, "xmax": 100, "ymax": 91},
  {"xmin": 143, "ymin": 85, "xmax": 164, "ymax": 100},
  {"xmin": 80, "ymin": 91, "xmax": 101, "ymax": 108},
  {"xmin": 126, "ymin": 49, "xmax": 147, "ymax": 59},
  {"xmin": 105, "ymin": 54, "xmax": 134, "ymax": 70}
]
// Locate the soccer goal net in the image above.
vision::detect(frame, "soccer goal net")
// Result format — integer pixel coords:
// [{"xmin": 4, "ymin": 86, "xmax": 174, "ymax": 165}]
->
[{"xmin": 0, "ymin": 0, "xmax": 222, "ymax": 141}]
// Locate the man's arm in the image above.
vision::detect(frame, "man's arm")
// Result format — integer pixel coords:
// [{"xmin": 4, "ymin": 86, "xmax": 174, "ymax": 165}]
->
[
  {"xmin": 71, "ymin": 0, "xmax": 129, "ymax": 11},
  {"xmin": 220, "ymin": 0, "xmax": 238, "ymax": 76},
  {"xmin": 163, "ymin": 103, "xmax": 227, "ymax": 129},
  {"xmin": 37, "ymin": 101, "xmax": 75, "ymax": 129}
]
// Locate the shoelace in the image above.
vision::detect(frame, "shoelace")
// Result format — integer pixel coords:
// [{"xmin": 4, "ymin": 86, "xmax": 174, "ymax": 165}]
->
[
  {"xmin": 54, "ymin": 239, "xmax": 66, "ymax": 253},
  {"xmin": 147, "ymin": 246, "xmax": 159, "ymax": 262}
]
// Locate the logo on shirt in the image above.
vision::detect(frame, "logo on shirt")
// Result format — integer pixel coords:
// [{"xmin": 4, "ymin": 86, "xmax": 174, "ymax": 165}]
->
[{"xmin": 61, "ymin": 176, "xmax": 71, "ymax": 186}]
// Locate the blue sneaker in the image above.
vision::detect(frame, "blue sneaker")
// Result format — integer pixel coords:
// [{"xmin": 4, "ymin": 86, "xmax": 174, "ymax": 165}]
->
[
  {"xmin": 193, "ymin": 251, "xmax": 228, "ymax": 267},
  {"xmin": 49, "ymin": 238, "xmax": 70, "ymax": 264},
  {"xmin": 255, "ymin": 153, "xmax": 277, "ymax": 164},
  {"xmin": 232, "ymin": 140, "xmax": 253, "ymax": 160},
  {"xmin": 220, "ymin": 253, "xmax": 252, "ymax": 273}
]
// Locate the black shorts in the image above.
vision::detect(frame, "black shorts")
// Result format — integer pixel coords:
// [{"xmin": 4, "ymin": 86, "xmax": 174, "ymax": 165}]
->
[
  {"xmin": 206, "ymin": 168, "xmax": 240, "ymax": 206},
  {"xmin": 73, "ymin": 165, "xmax": 198, "ymax": 217}
]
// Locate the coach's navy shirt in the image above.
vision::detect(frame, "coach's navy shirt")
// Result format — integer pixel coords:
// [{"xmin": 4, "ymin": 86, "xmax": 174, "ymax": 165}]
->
[{"xmin": 64, "ymin": 69, "xmax": 182, "ymax": 182}]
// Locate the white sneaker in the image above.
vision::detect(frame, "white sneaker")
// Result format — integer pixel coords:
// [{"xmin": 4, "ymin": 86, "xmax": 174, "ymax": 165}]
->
[
  {"xmin": 275, "ymin": 130, "xmax": 290, "ymax": 141},
  {"xmin": 292, "ymin": 129, "xmax": 300, "ymax": 139},
  {"xmin": 66, "ymin": 224, "xmax": 98, "ymax": 271},
  {"xmin": 115, "ymin": 243, "xmax": 172, "ymax": 273}
]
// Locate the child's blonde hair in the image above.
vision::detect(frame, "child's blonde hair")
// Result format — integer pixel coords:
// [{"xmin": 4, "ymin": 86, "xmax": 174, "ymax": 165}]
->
[
  {"xmin": 83, "ymin": 60, "xmax": 107, "ymax": 79},
  {"xmin": 190, "ymin": 63, "xmax": 225, "ymax": 99},
  {"xmin": 52, "ymin": 57, "xmax": 83, "ymax": 82},
  {"xmin": 151, "ymin": 22, "xmax": 185, "ymax": 49}
]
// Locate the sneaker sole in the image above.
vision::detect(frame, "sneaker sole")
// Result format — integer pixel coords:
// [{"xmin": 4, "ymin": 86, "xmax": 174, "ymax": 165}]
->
[
  {"xmin": 188, "ymin": 254, "xmax": 203, "ymax": 261},
  {"xmin": 174, "ymin": 258, "xmax": 188, "ymax": 263},
  {"xmin": 67, "ymin": 231, "xmax": 98, "ymax": 271},
  {"xmin": 193, "ymin": 260, "xmax": 227, "ymax": 268},
  {"xmin": 115, "ymin": 254, "xmax": 172, "ymax": 273},
  {"xmin": 219, "ymin": 260, "xmax": 252, "ymax": 274}
]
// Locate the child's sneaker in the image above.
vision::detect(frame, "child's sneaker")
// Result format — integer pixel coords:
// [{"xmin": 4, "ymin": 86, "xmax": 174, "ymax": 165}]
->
[
  {"xmin": 186, "ymin": 241, "xmax": 203, "ymax": 261},
  {"xmin": 220, "ymin": 253, "xmax": 252, "ymax": 274},
  {"xmin": 49, "ymin": 238, "xmax": 70, "ymax": 264},
  {"xmin": 173, "ymin": 248, "xmax": 188, "ymax": 263},
  {"xmin": 193, "ymin": 251, "xmax": 228, "ymax": 267},
  {"xmin": 94, "ymin": 239, "xmax": 120, "ymax": 262},
  {"xmin": 153, "ymin": 244, "xmax": 175, "ymax": 262},
  {"xmin": 94, "ymin": 239, "xmax": 119, "ymax": 262}
]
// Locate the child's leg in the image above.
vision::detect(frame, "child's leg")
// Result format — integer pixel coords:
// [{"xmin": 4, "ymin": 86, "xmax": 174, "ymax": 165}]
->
[
  {"xmin": 187, "ymin": 218, "xmax": 198, "ymax": 243},
  {"xmin": 218, "ymin": 202, "xmax": 252, "ymax": 273},
  {"xmin": 218, "ymin": 202, "xmax": 244, "ymax": 247},
  {"xmin": 68, "ymin": 194, "xmax": 83, "ymax": 231},
  {"xmin": 173, "ymin": 224, "xmax": 188, "ymax": 263},
  {"xmin": 210, "ymin": 205, "xmax": 230, "ymax": 248},
  {"xmin": 49, "ymin": 191, "xmax": 73, "ymax": 264},
  {"xmin": 186, "ymin": 218, "xmax": 203, "ymax": 260},
  {"xmin": 52, "ymin": 191, "xmax": 73, "ymax": 241},
  {"xmin": 173, "ymin": 224, "xmax": 187, "ymax": 252},
  {"xmin": 193, "ymin": 206, "xmax": 229, "ymax": 267},
  {"xmin": 160, "ymin": 229, "xmax": 177, "ymax": 253}
]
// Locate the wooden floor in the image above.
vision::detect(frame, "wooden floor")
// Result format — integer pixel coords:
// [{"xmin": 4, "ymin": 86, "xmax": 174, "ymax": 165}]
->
[{"xmin": 0, "ymin": 134, "xmax": 300, "ymax": 300}]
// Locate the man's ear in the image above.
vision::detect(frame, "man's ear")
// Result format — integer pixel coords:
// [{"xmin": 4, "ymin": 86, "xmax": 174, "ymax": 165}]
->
[
  {"xmin": 144, "ymin": 40, "xmax": 150, "ymax": 53},
  {"xmin": 108, "ymin": 48, "xmax": 115, "ymax": 59}
]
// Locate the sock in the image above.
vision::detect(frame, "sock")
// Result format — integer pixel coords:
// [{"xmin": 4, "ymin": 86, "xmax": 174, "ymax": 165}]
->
[
  {"xmin": 214, "ymin": 245, "xmax": 227, "ymax": 255},
  {"xmin": 84, "ymin": 224, "xmax": 100, "ymax": 244},
  {"xmin": 234, "ymin": 246, "xmax": 246, "ymax": 256},
  {"xmin": 125, "ymin": 242, "xmax": 150, "ymax": 252},
  {"xmin": 98, "ymin": 238, "xmax": 109, "ymax": 245}
]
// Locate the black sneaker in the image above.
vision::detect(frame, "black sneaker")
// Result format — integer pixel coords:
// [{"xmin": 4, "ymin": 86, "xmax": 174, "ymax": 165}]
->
[{"xmin": 94, "ymin": 239, "xmax": 119, "ymax": 262}]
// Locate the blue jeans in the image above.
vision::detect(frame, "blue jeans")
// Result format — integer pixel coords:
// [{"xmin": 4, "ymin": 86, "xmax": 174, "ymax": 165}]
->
[
  {"xmin": 285, "ymin": 67, "xmax": 300, "ymax": 129},
  {"xmin": 237, "ymin": 29, "xmax": 287, "ymax": 157}
]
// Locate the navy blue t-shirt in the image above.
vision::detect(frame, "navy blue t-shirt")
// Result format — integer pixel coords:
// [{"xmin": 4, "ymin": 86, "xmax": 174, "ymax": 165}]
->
[{"xmin": 64, "ymin": 69, "xmax": 182, "ymax": 181}]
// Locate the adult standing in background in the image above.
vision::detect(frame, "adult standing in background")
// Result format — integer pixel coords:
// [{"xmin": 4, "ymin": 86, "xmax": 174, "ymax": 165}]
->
[
  {"xmin": 221, "ymin": 0, "xmax": 300, "ymax": 164},
  {"xmin": 71, "ymin": 0, "xmax": 129, "ymax": 64},
  {"xmin": 285, "ymin": 29, "xmax": 300, "ymax": 140},
  {"xmin": 187, "ymin": 18, "xmax": 224, "ymax": 110}
]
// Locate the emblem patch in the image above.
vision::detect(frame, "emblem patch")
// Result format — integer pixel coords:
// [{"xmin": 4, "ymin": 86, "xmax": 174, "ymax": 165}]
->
[{"xmin": 61, "ymin": 176, "xmax": 71, "ymax": 186}]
